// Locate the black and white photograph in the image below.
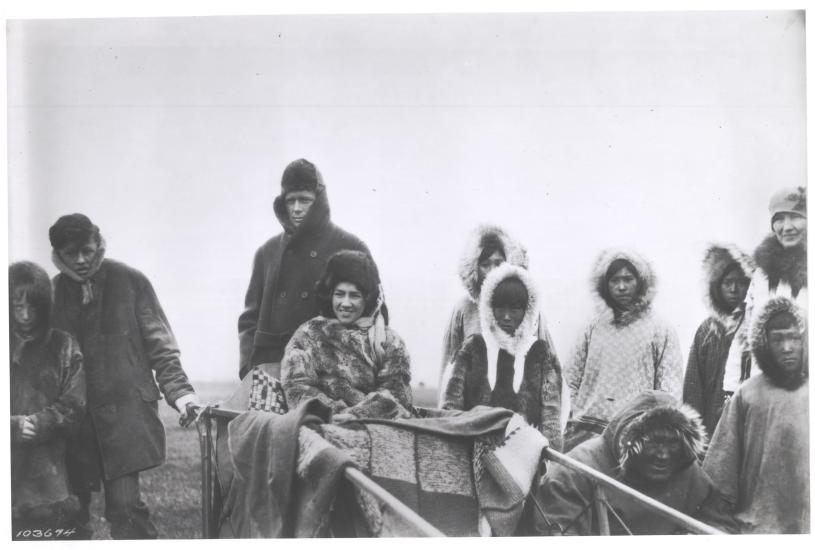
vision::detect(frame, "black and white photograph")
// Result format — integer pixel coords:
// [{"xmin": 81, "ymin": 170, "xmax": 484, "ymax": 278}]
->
[{"xmin": 3, "ymin": 1, "xmax": 811, "ymax": 541}]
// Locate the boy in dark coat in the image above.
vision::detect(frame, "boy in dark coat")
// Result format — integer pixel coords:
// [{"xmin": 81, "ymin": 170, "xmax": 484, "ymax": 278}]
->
[
  {"xmin": 49, "ymin": 214, "xmax": 199, "ymax": 539},
  {"xmin": 683, "ymin": 244, "xmax": 754, "ymax": 435},
  {"xmin": 10, "ymin": 261, "xmax": 86, "ymax": 540},
  {"xmin": 238, "ymin": 159, "xmax": 370, "ymax": 380}
]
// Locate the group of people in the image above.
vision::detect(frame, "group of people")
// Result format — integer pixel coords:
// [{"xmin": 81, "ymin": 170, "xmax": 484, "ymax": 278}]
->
[{"xmin": 9, "ymin": 157, "xmax": 809, "ymax": 538}]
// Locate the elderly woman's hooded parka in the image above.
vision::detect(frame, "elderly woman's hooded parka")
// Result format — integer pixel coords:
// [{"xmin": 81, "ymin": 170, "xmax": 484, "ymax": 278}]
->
[
  {"xmin": 10, "ymin": 262, "xmax": 86, "ymax": 528},
  {"xmin": 440, "ymin": 263, "xmax": 563, "ymax": 449},
  {"xmin": 682, "ymin": 244, "xmax": 755, "ymax": 435},
  {"xmin": 566, "ymin": 249, "xmax": 682, "ymax": 435}
]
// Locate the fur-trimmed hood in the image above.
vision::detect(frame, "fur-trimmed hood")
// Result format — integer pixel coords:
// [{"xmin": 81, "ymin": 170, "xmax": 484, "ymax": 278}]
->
[
  {"xmin": 701, "ymin": 243, "xmax": 755, "ymax": 321},
  {"xmin": 591, "ymin": 248, "xmax": 657, "ymax": 325},
  {"xmin": 603, "ymin": 390, "xmax": 706, "ymax": 479},
  {"xmin": 754, "ymin": 233, "xmax": 808, "ymax": 297},
  {"xmin": 458, "ymin": 224, "xmax": 529, "ymax": 301},
  {"xmin": 750, "ymin": 296, "xmax": 808, "ymax": 389},
  {"xmin": 478, "ymin": 262, "xmax": 542, "ymax": 357}
]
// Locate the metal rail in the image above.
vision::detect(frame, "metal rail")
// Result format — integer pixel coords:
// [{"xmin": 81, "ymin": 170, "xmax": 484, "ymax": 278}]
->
[{"xmin": 543, "ymin": 448, "xmax": 725, "ymax": 535}]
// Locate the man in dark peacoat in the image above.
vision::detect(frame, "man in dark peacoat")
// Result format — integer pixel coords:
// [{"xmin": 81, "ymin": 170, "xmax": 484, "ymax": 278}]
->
[
  {"xmin": 49, "ymin": 213, "xmax": 199, "ymax": 539},
  {"xmin": 238, "ymin": 158, "xmax": 371, "ymax": 380}
]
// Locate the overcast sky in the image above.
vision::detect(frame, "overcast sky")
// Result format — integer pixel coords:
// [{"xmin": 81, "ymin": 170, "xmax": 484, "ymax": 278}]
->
[{"xmin": 6, "ymin": 11, "xmax": 806, "ymax": 387}]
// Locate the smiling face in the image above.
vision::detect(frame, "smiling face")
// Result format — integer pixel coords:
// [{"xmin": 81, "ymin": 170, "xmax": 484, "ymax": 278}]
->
[
  {"xmin": 630, "ymin": 428, "xmax": 686, "ymax": 484},
  {"xmin": 57, "ymin": 238, "xmax": 100, "ymax": 279},
  {"xmin": 772, "ymin": 213, "xmax": 807, "ymax": 249},
  {"xmin": 285, "ymin": 190, "xmax": 317, "ymax": 228},
  {"xmin": 332, "ymin": 282, "xmax": 366, "ymax": 326},
  {"xmin": 607, "ymin": 266, "xmax": 638, "ymax": 310}
]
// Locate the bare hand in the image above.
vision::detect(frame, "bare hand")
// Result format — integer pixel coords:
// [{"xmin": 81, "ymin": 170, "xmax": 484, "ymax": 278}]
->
[
  {"xmin": 179, "ymin": 402, "xmax": 200, "ymax": 428},
  {"xmin": 21, "ymin": 417, "xmax": 37, "ymax": 441}
]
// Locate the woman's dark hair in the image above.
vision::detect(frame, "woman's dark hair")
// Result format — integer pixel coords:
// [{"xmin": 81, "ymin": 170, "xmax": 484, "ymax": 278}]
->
[
  {"xmin": 9, "ymin": 261, "xmax": 53, "ymax": 334},
  {"xmin": 599, "ymin": 258, "xmax": 640, "ymax": 306},
  {"xmin": 315, "ymin": 250, "xmax": 384, "ymax": 320},
  {"xmin": 48, "ymin": 213, "xmax": 102, "ymax": 250},
  {"xmin": 491, "ymin": 277, "xmax": 528, "ymax": 310},
  {"xmin": 478, "ymin": 234, "xmax": 506, "ymax": 265}
]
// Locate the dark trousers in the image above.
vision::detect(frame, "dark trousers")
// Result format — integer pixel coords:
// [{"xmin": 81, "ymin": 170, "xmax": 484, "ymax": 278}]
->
[{"xmin": 77, "ymin": 472, "xmax": 158, "ymax": 539}]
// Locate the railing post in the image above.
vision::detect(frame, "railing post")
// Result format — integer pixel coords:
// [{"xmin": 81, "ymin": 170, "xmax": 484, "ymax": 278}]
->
[
  {"xmin": 594, "ymin": 486, "xmax": 611, "ymax": 536},
  {"xmin": 200, "ymin": 410, "xmax": 212, "ymax": 538}
]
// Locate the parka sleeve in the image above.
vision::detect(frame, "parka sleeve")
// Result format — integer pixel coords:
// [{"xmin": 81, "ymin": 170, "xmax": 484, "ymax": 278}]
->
[
  {"xmin": 135, "ymin": 274, "xmax": 195, "ymax": 408},
  {"xmin": 344, "ymin": 330, "xmax": 413, "ymax": 419},
  {"xmin": 238, "ymin": 247, "xmax": 265, "ymax": 380},
  {"xmin": 566, "ymin": 327, "xmax": 591, "ymax": 398},
  {"xmin": 702, "ymin": 391, "xmax": 743, "ymax": 509},
  {"xmin": 682, "ymin": 322, "xmax": 708, "ymax": 416},
  {"xmin": 535, "ymin": 462, "xmax": 596, "ymax": 535},
  {"xmin": 652, "ymin": 323, "xmax": 683, "ymax": 399},
  {"xmin": 533, "ymin": 340, "xmax": 564, "ymax": 451},
  {"xmin": 439, "ymin": 341, "xmax": 470, "ymax": 410},
  {"xmin": 281, "ymin": 325, "xmax": 350, "ymax": 414},
  {"xmin": 28, "ymin": 336, "xmax": 86, "ymax": 442},
  {"xmin": 439, "ymin": 306, "xmax": 465, "ymax": 385}
]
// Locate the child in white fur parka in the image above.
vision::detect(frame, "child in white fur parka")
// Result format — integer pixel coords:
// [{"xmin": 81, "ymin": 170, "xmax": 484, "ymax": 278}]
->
[{"xmin": 440, "ymin": 263, "xmax": 563, "ymax": 450}]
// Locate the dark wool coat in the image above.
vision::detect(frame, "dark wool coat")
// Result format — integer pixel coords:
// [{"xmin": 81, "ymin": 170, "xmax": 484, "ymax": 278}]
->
[
  {"xmin": 441, "ymin": 263, "xmax": 563, "ymax": 450},
  {"xmin": 238, "ymin": 186, "xmax": 370, "ymax": 379},
  {"xmin": 52, "ymin": 259, "xmax": 195, "ymax": 484},
  {"xmin": 683, "ymin": 244, "xmax": 755, "ymax": 435},
  {"xmin": 10, "ymin": 329, "xmax": 85, "ymax": 520},
  {"xmin": 536, "ymin": 391, "xmax": 732, "ymax": 535},
  {"xmin": 281, "ymin": 317, "xmax": 413, "ymax": 419}
]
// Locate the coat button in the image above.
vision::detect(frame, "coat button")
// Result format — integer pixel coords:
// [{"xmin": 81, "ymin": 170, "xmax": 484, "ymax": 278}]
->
[
  {"xmin": 310, "ymin": 251, "xmax": 318, "ymax": 258},
  {"xmin": 301, "ymin": 291, "xmax": 309, "ymax": 299},
  {"xmin": 280, "ymin": 291, "xmax": 287, "ymax": 298}
]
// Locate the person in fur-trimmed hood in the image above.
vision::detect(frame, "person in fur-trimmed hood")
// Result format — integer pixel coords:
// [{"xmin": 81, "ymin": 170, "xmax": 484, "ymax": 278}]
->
[
  {"xmin": 720, "ymin": 187, "xmax": 808, "ymax": 393},
  {"xmin": 238, "ymin": 159, "xmax": 371, "ymax": 380},
  {"xmin": 439, "ymin": 224, "xmax": 557, "ymax": 383},
  {"xmin": 282, "ymin": 250, "xmax": 413, "ymax": 421},
  {"xmin": 536, "ymin": 390, "xmax": 734, "ymax": 535},
  {"xmin": 703, "ymin": 297, "xmax": 809, "ymax": 534},
  {"xmin": 564, "ymin": 248, "xmax": 682, "ymax": 451},
  {"xmin": 440, "ymin": 263, "xmax": 563, "ymax": 450},
  {"xmin": 682, "ymin": 244, "xmax": 755, "ymax": 435}
]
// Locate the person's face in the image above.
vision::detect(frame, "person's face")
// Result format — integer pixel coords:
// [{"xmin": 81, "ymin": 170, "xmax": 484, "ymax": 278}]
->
[
  {"xmin": 58, "ymin": 238, "xmax": 100, "ymax": 278},
  {"xmin": 767, "ymin": 326, "xmax": 804, "ymax": 377},
  {"xmin": 772, "ymin": 213, "xmax": 807, "ymax": 249},
  {"xmin": 332, "ymin": 282, "xmax": 366, "ymax": 326},
  {"xmin": 478, "ymin": 251, "xmax": 505, "ymax": 285},
  {"xmin": 493, "ymin": 304, "xmax": 525, "ymax": 336},
  {"xmin": 608, "ymin": 266, "xmax": 638, "ymax": 310},
  {"xmin": 719, "ymin": 269, "xmax": 750, "ymax": 311},
  {"xmin": 631, "ymin": 429, "xmax": 685, "ymax": 483},
  {"xmin": 285, "ymin": 190, "xmax": 317, "ymax": 228},
  {"xmin": 12, "ymin": 293, "xmax": 38, "ymax": 335}
]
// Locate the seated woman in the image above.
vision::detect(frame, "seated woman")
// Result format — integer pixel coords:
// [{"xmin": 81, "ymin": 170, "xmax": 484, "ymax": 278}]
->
[
  {"xmin": 440, "ymin": 263, "xmax": 563, "ymax": 450},
  {"xmin": 281, "ymin": 250, "xmax": 413, "ymax": 420}
]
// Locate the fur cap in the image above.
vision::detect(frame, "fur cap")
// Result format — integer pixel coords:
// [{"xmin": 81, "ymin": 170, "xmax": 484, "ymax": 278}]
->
[
  {"xmin": 280, "ymin": 158, "xmax": 325, "ymax": 195},
  {"xmin": 591, "ymin": 248, "xmax": 657, "ymax": 324},
  {"xmin": 457, "ymin": 224, "xmax": 529, "ymax": 301},
  {"xmin": 48, "ymin": 213, "xmax": 101, "ymax": 249},
  {"xmin": 603, "ymin": 390, "xmax": 707, "ymax": 477},
  {"xmin": 754, "ymin": 233, "xmax": 807, "ymax": 297},
  {"xmin": 9, "ymin": 261, "xmax": 53, "ymax": 336},
  {"xmin": 750, "ymin": 296, "xmax": 808, "ymax": 389},
  {"xmin": 701, "ymin": 243, "xmax": 755, "ymax": 320},
  {"xmin": 315, "ymin": 250, "xmax": 384, "ymax": 320},
  {"xmin": 478, "ymin": 262, "xmax": 543, "ymax": 357}
]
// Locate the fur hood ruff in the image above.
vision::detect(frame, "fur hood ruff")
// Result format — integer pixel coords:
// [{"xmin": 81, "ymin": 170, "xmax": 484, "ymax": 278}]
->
[
  {"xmin": 591, "ymin": 248, "xmax": 657, "ymax": 325},
  {"xmin": 701, "ymin": 243, "xmax": 756, "ymax": 322},
  {"xmin": 603, "ymin": 390, "xmax": 707, "ymax": 478},
  {"xmin": 753, "ymin": 233, "xmax": 807, "ymax": 296},
  {"xmin": 458, "ymin": 224, "xmax": 528, "ymax": 301},
  {"xmin": 750, "ymin": 296, "xmax": 808, "ymax": 389}
]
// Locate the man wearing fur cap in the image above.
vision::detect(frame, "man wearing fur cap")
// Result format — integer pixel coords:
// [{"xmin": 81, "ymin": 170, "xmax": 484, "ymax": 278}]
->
[
  {"xmin": 536, "ymin": 390, "xmax": 733, "ymax": 535},
  {"xmin": 721, "ymin": 187, "xmax": 808, "ymax": 393},
  {"xmin": 239, "ymin": 159, "xmax": 370, "ymax": 380},
  {"xmin": 440, "ymin": 263, "xmax": 563, "ymax": 449},
  {"xmin": 703, "ymin": 297, "xmax": 809, "ymax": 534},
  {"xmin": 683, "ymin": 244, "xmax": 755, "ymax": 435},
  {"xmin": 564, "ymin": 249, "xmax": 682, "ymax": 451},
  {"xmin": 48, "ymin": 213, "xmax": 199, "ymax": 539}
]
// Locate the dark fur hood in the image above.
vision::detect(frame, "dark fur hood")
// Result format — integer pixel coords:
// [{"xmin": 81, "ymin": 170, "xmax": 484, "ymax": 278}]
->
[
  {"xmin": 273, "ymin": 183, "xmax": 331, "ymax": 244},
  {"xmin": 750, "ymin": 296, "xmax": 808, "ymax": 389},
  {"xmin": 602, "ymin": 390, "xmax": 706, "ymax": 477},
  {"xmin": 753, "ymin": 233, "xmax": 807, "ymax": 296},
  {"xmin": 591, "ymin": 248, "xmax": 657, "ymax": 325},
  {"xmin": 457, "ymin": 224, "xmax": 528, "ymax": 301},
  {"xmin": 701, "ymin": 243, "xmax": 755, "ymax": 321}
]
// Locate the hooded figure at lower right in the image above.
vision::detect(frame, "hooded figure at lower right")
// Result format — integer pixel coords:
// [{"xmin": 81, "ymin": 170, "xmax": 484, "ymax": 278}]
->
[
  {"xmin": 534, "ymin": 390, "xmax": 734, "ymax": 535},
  {"xmin": 703, "ymin": 296, "xmax": 809, "ymax": 534}
]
